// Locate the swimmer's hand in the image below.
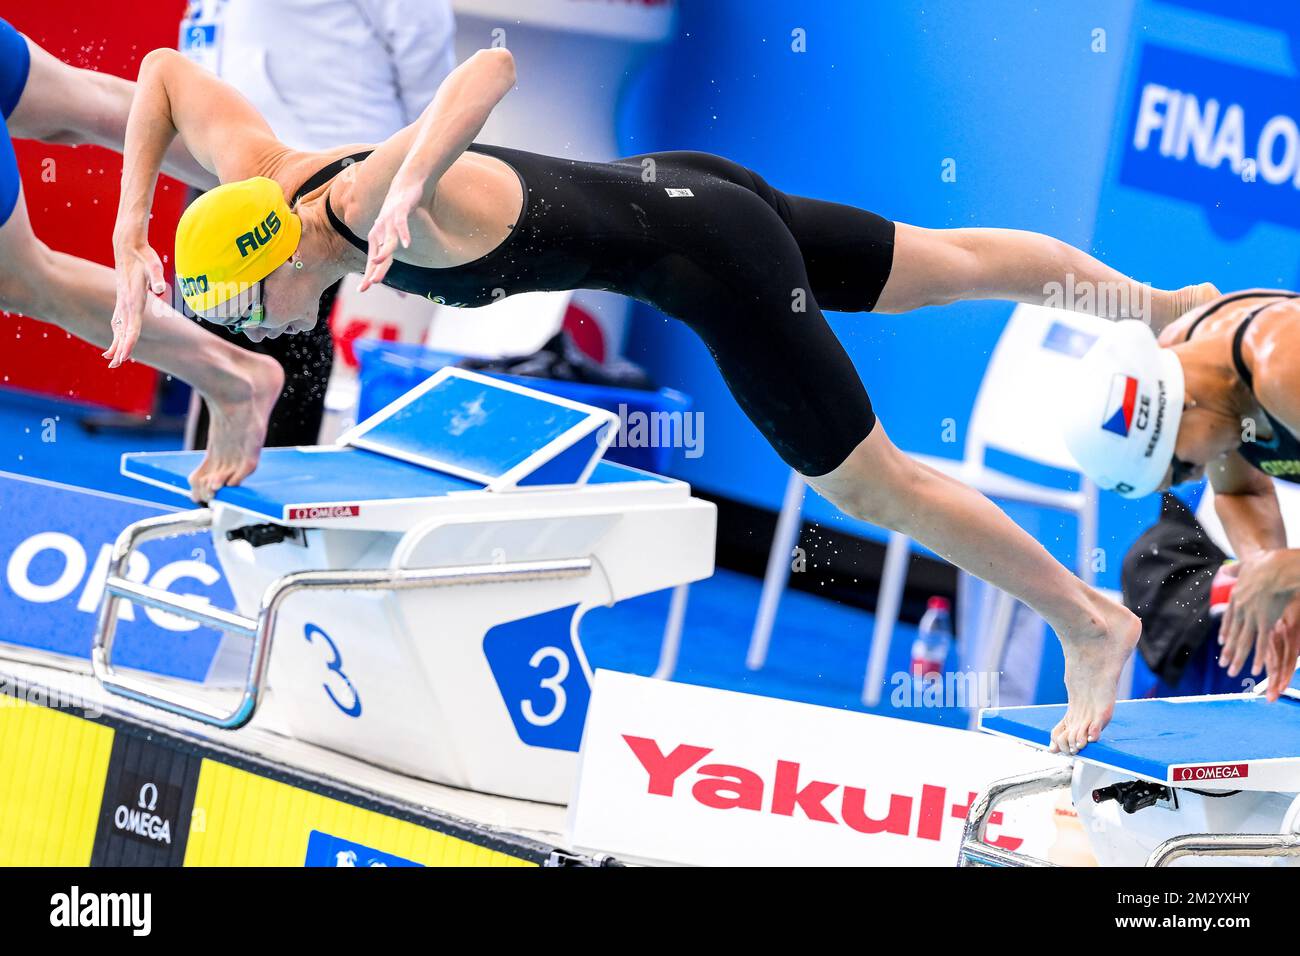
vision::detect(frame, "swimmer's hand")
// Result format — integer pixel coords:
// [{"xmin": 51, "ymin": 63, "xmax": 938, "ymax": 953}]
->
[
  {"xmin": 108, "ymin": 237, "xmax": 168, "ymax": 368},
  {"xmin": 359, "ymin": 177, "xmax": 423, "ymax": 293},
  {"xmin": 1261, "ymin": 598, "xmax": 1300, "ymax": 699},
  {"xmin": 1218, "ymin": 552, "xmax": 1300, "ymax": 695}
]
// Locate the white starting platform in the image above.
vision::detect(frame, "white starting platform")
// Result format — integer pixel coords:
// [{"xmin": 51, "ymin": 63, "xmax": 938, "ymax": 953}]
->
[
  {"xmin": 93, "ymin": 367, "xmax": 715, "ymax": 810},
  {"xmin": 960, "ymin": 685, "xmax": 1300, "ymax": 866}
]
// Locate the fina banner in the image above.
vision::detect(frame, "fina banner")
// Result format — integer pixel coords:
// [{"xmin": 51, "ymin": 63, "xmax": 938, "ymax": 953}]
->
[
  {"xmin": 569, "ymin": 671, "xmax": 1067, "ymax": 866},
  {"xmin": 1121, "ymin": 44, "xmax": 1300, "ymax": 231},
  {"xmin": 0, "ymin": 472, "xmax": 233, "ymax": 682}
]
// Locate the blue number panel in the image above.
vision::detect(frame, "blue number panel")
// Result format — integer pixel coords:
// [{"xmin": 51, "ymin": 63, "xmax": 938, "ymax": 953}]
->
[{"xmin": 482, "ymin": 606, "xmax": 590, "ymax": 751}]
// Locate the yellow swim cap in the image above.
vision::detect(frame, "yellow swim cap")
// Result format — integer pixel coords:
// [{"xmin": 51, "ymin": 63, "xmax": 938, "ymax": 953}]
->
[{"xmin": 174, "ymin": 176, "xmax": 301, "ymax": 316}]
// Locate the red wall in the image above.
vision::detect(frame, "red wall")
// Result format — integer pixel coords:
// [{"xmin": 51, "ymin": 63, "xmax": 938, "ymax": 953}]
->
[{"xmin": 0, "ymin": 0, "xmax": 188, "ymax": 413}]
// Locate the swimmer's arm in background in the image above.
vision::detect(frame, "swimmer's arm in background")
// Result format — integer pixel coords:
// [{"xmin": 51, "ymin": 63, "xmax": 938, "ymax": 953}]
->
[
  {"xmin": 1210, "ymin": 452, "xmax": 1287, "ymax": 561},
  {"xmin": 354, "ymin": 47, "xmax": 517, "ymax": 291},
  {"xmin": 1210, "ymin": 451, "xmax": 1300, "ymax": 691},
  {"xmin": 108, "ymin": 48, "xmax": 284, "ymax": 366}
]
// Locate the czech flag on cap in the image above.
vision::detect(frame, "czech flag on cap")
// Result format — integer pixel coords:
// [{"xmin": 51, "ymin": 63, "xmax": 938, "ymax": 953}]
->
[{"xmin": 1101, "ymin": 374, "xmax": 1138, "ymax": 437}]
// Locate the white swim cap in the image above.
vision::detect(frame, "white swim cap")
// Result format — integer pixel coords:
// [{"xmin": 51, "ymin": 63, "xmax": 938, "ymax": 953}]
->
[{"xmin": 1061, "ymin": 320, "xmax": 1184, "ymax": 499}]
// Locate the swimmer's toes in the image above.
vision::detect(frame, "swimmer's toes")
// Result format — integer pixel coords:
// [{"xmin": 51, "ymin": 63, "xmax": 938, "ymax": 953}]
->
[
  {"xmin": 1074, "ymin": 722, "xmax": 1091, "ymax": 752},
  {"xmin": 1086, "ymin": 718, "xmax": 1106, "ymax": 745},
  {"xmin": 1050, "ymin": 718, "xmax": 1071, "ymax": 754},
  {"xmin": 209, "ymin": 467, "xmax": 235, "ymax": 497}
]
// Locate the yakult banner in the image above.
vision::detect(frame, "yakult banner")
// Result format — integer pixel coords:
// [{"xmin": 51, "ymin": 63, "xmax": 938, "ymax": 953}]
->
[{"xmin": 569, "ymin": 671, "xmax": 1069, "ymax": 866}]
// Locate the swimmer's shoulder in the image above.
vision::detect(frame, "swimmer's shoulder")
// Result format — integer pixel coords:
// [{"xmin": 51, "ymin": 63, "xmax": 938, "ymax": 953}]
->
[
  {"xmin": 238, "ymin": 143, "xmax": 378, "ymax": 204},
  {"xmin": 1242, "ymin": 294, "xmax": 1300, "ymax": 395},
  {"xmin": 1157, "ymin": 288, "xmax": 1298, "ymax": 346},
  {"xmin": 1249, "ymin": 306, "xmax": 1300, "ymax": 433}
]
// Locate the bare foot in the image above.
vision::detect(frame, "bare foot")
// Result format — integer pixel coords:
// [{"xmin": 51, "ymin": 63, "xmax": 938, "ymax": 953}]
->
[
  {"xmin": 187, "ymin": 353, "xmax": 283, "ymax": 503},
  {"xmin": 1151, "ymin": 282, "xmax": 1220, "ymax": 332},
  {"xmin": 1049, "ymin": 593, "xmax": 1142, "ymax": 755}
]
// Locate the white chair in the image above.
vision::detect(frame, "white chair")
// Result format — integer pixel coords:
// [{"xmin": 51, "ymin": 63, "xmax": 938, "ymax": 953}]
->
[{"xmin": 746, "ymin": 305, "xmax": 1106, "ymax": 705}]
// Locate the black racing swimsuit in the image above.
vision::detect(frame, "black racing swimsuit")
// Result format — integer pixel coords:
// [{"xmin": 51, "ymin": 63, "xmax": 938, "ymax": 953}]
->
[
  {"xmin": 304, "ymin": 142, "xmax": 896, "ymax": 476},
  {"xmin": 1183, "ymin": 291, "xmax": 1300, "ymax": 482}
]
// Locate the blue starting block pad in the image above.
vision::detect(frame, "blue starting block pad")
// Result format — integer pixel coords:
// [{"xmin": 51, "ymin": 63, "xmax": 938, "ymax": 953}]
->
[
  {"xmin": 122, "ymin": 367, "xmax": 675, "ymax": 530},
  {"xmin": 343, "ymin": 367, "xmax": 617, "ymax": 488},
  {"xmin": 980, "ymin": 693, "xmax": 1300, "ymax": 791}
]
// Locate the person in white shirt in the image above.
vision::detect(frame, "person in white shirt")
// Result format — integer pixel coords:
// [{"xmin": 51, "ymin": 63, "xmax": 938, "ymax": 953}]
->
[
  {"xmin": 179, "ymin": 0, "xmax": 456, "ymax": 152},
  {"xmin": 178, "ymin": 0, "xmax": 456, "ymax": 446}
]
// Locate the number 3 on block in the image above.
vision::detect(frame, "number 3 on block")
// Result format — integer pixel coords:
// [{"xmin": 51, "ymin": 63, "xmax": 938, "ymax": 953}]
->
[{"xmin": 483, "ymin": 606, "xmax": 591, "ymax": 751}]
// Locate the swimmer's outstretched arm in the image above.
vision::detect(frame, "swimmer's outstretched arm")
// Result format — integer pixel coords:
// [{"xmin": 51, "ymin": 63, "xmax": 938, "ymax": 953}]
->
[
  {"xmin": 109, "ymin": 49, "xmax": 284, "ymax": 364},
  {"xmin": 875, "ymin": 223, "xmax": 1217, "ymax": 331},
  {"xmin": 353, "ymin": 48, "xmax": 517, "ymax": 290}
]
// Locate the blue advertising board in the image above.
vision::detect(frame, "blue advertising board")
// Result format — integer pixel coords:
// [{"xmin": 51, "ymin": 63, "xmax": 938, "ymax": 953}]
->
[{"xmin": 0, "ymin": 472, "xmax": 233, "ymax": 682}]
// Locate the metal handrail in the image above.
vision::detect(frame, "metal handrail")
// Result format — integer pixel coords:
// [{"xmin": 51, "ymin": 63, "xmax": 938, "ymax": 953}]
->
[
  {"xmin": 92, "ymin": 509, "xmax": 592, "ymax": 728},
  {"xmin": 958, "ymin": 766, "xmax": 1074, "ymax": 866},
  {"xmin": 960, "ymin": 767, "xmax": 1300, "ymax": 867},
  {"xmin": 1147, "ymin": 832, "xmax": 1300, "ymax": 867}
]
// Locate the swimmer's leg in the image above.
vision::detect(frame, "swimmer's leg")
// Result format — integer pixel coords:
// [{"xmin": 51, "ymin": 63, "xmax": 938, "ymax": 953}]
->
[
  {"xmin": 7, "ymin": 31, "xmax": 214, "ymax": 188},
  {"xmin": 767, "ymin": 185, "xmax": 1215, "ymax": 329},
  {"xmin": 803, "ymin": 423, "xmax": 1140, "ymax": 754},
  {"xmin": 871, "ymin": 222, "xmax": 1216, "ymax": 331},
  {"xmin": 640, "ymin": 152, "xmax": 1216, "ymax": 328},
  {"xmin": 0, "ymin": 185, "xmax": 281, "ymax": 500},
  {"xmin": 650, "ymin": 180, "xmax": 1138, "ymax": 751}
]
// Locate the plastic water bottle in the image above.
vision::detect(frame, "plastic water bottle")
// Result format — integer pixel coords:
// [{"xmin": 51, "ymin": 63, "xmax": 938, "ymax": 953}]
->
[{"xmin": 911, "ymin": 596, "xmax": 954, "ymax": 685}]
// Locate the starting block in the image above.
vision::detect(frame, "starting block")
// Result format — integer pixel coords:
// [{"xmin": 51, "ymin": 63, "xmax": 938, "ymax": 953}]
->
[
  {"xmin": 92, "ymin": 367, "xmax": 716, "ymax": 805},
  {"xmin": 960, "ymin": 689, "xmax": 1300, "ymax": 866}
]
